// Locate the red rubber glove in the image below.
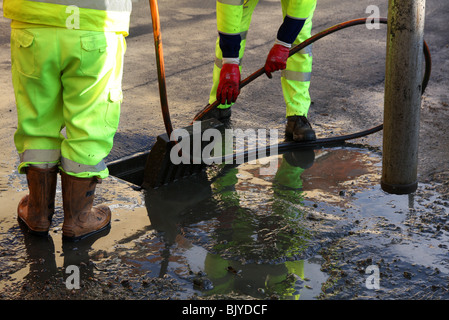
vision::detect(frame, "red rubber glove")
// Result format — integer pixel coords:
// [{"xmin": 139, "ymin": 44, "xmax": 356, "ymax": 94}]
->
[
  {"xmin": 264, "ymin": 44, "xmax": 290, "ymax": 77},
  {"xmin": 217, "ymin": 63, "xmax": 240, "ymax": 105}
]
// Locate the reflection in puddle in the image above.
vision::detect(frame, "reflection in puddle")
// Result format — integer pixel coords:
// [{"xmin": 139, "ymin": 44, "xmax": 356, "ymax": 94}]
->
[
  {"xmin": 141, "ymin": 146, "xmax": 382, "ymax": 299},
  {"xmin": 1, "ymin": 144, "xmax": 392, "ymax": 299}
]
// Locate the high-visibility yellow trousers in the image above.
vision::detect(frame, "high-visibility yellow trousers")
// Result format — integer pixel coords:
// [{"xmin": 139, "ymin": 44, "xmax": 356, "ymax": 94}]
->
[
  {"xmin": 10, "ymin": 27, "xmax": 126, "ymax": 178},
  {"xmin": 209, "ymin": 0, "xmax": 316, "ymax": 117}
]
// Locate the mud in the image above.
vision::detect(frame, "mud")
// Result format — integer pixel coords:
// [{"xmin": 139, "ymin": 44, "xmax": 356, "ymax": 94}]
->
[{"xmin": 1, "ymin": 0, "xmax": 449, "ymax": 301}]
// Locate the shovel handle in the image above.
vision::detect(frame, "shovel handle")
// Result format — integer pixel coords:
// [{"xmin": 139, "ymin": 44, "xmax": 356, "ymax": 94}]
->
[{"xmin": 149, "ymin": 0, "xmax": 173, "ymax": 137}]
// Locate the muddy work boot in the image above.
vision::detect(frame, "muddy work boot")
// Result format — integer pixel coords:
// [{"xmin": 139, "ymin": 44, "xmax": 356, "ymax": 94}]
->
[
  {"xmin": 61, "ymin": 172, "xmax": 111, "ymax": 242},
  {"xmin": 285, "ymin": 115, "xmax": 317, "ymax": 142},
  {"xmin": 17, "ymin": 166, "xmax": 58, "ymax": 236}
]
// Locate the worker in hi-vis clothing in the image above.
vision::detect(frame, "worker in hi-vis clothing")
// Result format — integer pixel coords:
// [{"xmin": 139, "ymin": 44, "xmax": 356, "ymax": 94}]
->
[
  {"xmin": 203, "ymin": 0, "xmax": 317, "ymax": 142},
  {"xmin": 3, "ymin": 0, "xmax": 132, "ymax": 241}
]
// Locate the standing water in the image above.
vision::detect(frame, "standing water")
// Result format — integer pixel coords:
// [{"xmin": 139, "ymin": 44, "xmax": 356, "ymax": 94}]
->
[{"xmin": 1, "ymin": 144, "xmax": 448, "ymax": 300}]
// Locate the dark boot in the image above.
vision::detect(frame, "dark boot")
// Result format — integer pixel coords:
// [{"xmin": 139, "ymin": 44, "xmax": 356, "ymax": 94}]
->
[
  {"xmin": 61, "ymin": 172, "xmax": 111, "ymax": 242},
  {"xmin": 17, "ymin": 166, "xmax": 58, "ymax": 236},
  {"xmin": 200, "ymin": 105, "xmax": 232, "ymax": 125},
  {"xmin": 285, "ymin": 115, "xmax": 316, "ymax": 142}
]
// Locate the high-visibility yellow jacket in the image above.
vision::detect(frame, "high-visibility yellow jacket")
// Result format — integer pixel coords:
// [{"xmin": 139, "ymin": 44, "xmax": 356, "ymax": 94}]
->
[
  {"xmin": 217, "ymin": 0, "xmax": 316, "ymax": 58},
  {"xmin": 3, "ymin": 0, "xmax": 132, "ymax": 36}
]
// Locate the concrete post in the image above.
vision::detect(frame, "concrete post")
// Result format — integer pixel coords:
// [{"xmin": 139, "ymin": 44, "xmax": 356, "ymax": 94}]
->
[{"xmin": 381, "ymin": 0, "xmax": 426, "ymax": 195}]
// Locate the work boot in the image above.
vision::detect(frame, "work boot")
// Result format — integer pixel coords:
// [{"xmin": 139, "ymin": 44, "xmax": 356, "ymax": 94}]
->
[
  {"xmin": 17, "ymin": 166, "xmax": 58, "ymax": 236},
  {"xmin": 61, "ymin": 171, "xmax": 111, "ymax": 242},
  {"xmin": 200, "ymin": 105, "xmax": 232, "ymax": 126},
  {"xmin": 285, "ymin": 115, "xmax": 317, "ymax": 142}
]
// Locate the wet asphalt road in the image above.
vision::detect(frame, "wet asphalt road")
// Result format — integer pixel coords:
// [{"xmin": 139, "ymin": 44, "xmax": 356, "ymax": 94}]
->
[{"xmin": 1, "ymin": 0, "xmax": 449, "ymax": 303}]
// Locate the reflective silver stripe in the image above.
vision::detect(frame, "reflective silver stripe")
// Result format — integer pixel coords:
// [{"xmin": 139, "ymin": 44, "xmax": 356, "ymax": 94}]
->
[
  {"xmin": 281, "ymin": 70, "xmax": 312, "ymax": 82},
  {"xmin": 297, "ymin": 45, "xmax": 313, "ymax": 56},
  {"xmin": 19, "ymin": 149, "xmax": 61, "ymax": 163},
  {"xmin": 218, "ymin": 30, "xmax": 248, "ymax": 38},
  {"xmin": 215, "ymin": 57, "xmax": 243, "ymax": 68},
  {"xmin": 30, "ymin": 0, "xmax": 132, "ymax": 12},
  {"xmin": 61, "ymin": 157, "xmax": 107, "ymax": 174},
  {"xmin": 30, "ymin": 163, "xmax": 58, "ymax": 169},
  {"xmin": 286, "ymin": 14, "xmax": 307, "ymax": 22},
  {"xmin": 219, "ymin": 31, "xmax": 240, "ymax": 36},
  {"xmin": 217, "ymin": 0, "xmax": 244, "ymax": 5}
]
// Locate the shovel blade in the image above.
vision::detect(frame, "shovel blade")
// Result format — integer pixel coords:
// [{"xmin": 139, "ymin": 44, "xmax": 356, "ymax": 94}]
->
[{"xmin": 142, "ymin": 118, "xmax": 225, "ymax": 189}]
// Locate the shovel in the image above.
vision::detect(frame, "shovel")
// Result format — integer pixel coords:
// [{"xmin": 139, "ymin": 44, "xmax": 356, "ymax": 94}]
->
[{"xmin": 141, "ymin": 0, "xmax": 225, "ymax": 189}]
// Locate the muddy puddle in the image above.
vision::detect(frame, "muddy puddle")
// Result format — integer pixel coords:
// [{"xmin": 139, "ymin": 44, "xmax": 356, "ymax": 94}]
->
[{"xmin": 1, "ymin": 144, "xmax": 448, "ymax": 300}]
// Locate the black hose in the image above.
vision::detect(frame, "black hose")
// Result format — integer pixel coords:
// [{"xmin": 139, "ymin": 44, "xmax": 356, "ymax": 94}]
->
[{"xmin": 194, "ymin": 17, "xmax": 431, "ymax": 164}]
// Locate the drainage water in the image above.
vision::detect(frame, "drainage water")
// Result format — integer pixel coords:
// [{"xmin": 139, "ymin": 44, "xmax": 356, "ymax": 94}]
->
[
  {"xmin": 143, "ymin": 147, "xmax": 331, "ymax": 299},
  {"xmin": 128, "ymin": 145, "xmax": 372, "ymax": 298},
  {"xmin": 2, "ymin": 144, "xmax": 448, "ymax": 300},
  {"xmin": 138, "ymin": 144, "xmax": 449, "ymax": 299}
]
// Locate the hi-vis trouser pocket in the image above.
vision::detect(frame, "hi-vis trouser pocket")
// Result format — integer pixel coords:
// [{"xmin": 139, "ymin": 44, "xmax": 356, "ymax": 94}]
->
[
  {"xmin": 80, "ymin": 33, "xmax": 110, "ymax": 76},
  {"xmin": 11, "ymin": 29, "xmax": 39, "ymax": 78},
  {"xmin": 105, "ymin": 88, "xmax": 122, "ymax": 130}
]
